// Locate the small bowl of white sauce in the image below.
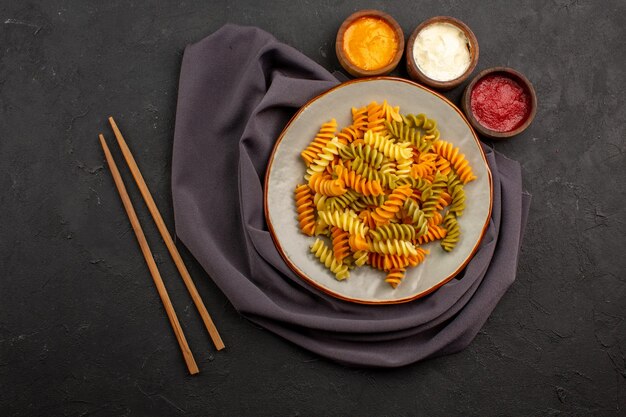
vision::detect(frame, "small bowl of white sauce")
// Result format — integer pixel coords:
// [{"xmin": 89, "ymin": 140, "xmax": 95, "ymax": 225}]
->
[{"xmin": 406, "ymin": 16, "xmax": 479, "ymax": 90}]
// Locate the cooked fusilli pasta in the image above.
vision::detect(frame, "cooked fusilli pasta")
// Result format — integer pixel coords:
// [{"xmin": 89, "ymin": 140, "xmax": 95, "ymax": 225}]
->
[{"xmin": 293, "ymin": 100, "xmax": 477, "ymax": 288}]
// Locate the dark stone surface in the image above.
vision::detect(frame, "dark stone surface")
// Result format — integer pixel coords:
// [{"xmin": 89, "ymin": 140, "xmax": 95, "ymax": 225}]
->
[{"xmin": 1, "ymin": 1, "xmax": 624, "ymax": 416}]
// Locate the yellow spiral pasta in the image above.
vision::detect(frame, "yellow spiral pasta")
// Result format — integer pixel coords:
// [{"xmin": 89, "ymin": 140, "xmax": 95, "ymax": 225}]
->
[
  {"xmin": 293, "ymin": 100, "xmax": 477, "ymax": 288},
  {"xmin": 305, "ymin": 137, "xmax": 341, "ymax": 180},
  {"xmin": 353, "ymin": 250, "xmax": 369, "ymax": 267},
  {"xmin": 363, "ymin": 130, "xmax": 413, "ymax": 161},
  {"xmin": 310, "ymin": 238, "xmax": 349, "ymax": 280},
  {"xmin": 369, "ymin": 239, "xmax": 418, "ymax": 256},
  {"xmin": 395, "ymin": 158, "xmax": 412, "ymax": 179},
  {"xmin": 317, "ymin": 209, "xmax": 369, "ymax": 237}
]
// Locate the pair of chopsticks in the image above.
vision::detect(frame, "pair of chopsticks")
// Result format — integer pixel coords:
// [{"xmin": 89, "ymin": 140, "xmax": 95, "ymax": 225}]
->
[{"xmin": 99, "ymin": 117, "xmax": 224, "ymax": 375}]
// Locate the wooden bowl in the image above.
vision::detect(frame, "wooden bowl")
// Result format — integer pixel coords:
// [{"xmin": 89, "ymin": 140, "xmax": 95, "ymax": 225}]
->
[
  {"xmin": 461, "ymin": 67, "xmax": 537, "ymax": 139},
  {"xmin": 335, "ymin": 10, "xmax": 404, "ymax": 78},
  {"xmin": 406, "ymin": 16, "xmax": 479, "ymax": 90}
]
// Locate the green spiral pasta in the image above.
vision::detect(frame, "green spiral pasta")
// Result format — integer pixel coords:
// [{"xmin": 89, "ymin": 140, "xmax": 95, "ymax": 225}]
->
[
  {"xmin": 403, "ymin": 113, "xmax": 441, "ymax": 143},
  {"xmin": 440, "ymin": 213, "xmax": 461, "ymax": 252},
  {"xmin": 446, "ymin": 174, "xmax": 466, "ymax": 217},
  {"xmin": 348, "ymin": 198, "xmax": 368, "ymax": 212},
  {"xmin": 350, "ymin": 156, "xmax": 398, "ymax": 189},
  {"xmin": 324, "ymin": 189, "xmax": 361, "ymax": 212},
  {"xmin": 396, "ymin": 175, "xmax": 430, "ymax": 192},
  {"xmin": 360, "ymin": 194, "xmax": 387, "ymax": 207},
  {"xmin": 402, "ymin": 199, "xmax": 429, "ymax": 238},
  {"xmin": 339, "ymin": 142, "xmax": 385, "ymax": 169},
  {"xmin": 369, "ymin": 223, "xmax": 417, "ymax": 241},
  {"xmin": 385, "ymin": 120, "xmax": 432, "ymax": 153},
  {"xmin": 420, "ymin": 171, "xmax": 447, "ymax": 218}
]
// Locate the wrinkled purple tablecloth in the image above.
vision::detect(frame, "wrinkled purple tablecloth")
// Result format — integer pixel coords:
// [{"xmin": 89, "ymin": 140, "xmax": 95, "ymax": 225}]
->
[{"xmin": 171, "ymin": 24, "xmax": 530, "ymax": 367}]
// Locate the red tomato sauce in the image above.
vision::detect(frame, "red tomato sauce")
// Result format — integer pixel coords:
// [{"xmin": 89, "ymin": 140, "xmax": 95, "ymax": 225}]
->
[{"xmin": 470, "ymin": 74, "xmax": 531, "ymax": 132}]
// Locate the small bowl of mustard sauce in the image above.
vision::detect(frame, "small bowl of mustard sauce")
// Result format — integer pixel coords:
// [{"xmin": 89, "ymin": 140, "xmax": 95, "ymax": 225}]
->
[
  {"xmin": 406, "ymin": 16, "xmax": 479, "ymax": 90},
  {"xmin": 336, "ymin": 10, "xmax": 404, "ymax": 77}
]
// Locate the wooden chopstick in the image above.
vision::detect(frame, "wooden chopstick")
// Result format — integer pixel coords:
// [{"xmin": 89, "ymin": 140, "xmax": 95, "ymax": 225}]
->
[
  {"xmin": 108, "ymin": 117, "xmax": 225, "ymax": 351},
  {"xmin": 99, "ymin": 134, "xmax": 199, "ymax": 375}
]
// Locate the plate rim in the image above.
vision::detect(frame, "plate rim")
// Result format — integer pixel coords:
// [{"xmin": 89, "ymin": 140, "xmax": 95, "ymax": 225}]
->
[{"xmin": 264, "ymin": 76, "xmax": 494, "ymax": 305}]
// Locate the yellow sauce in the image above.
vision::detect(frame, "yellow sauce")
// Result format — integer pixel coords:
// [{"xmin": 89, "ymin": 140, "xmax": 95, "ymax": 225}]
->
[{"xmin": 342, "ymin": 17, "xmax": 398, "ymax": 71}]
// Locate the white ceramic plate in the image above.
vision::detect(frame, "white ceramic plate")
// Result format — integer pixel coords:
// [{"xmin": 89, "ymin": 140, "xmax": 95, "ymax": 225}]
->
[{"xmin": 264, "ymin": 77, "xmax": 492, "ymax": 304}]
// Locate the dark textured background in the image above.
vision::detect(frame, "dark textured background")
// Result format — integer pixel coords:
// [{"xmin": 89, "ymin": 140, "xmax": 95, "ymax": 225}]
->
[{"xmin": 1, "ymin": 1, "xmax": 625, "ymax": 416}]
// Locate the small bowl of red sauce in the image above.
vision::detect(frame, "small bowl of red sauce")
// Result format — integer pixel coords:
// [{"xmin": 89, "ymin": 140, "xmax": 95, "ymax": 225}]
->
[{"xmin": 462, "ymin": 67, "xmax": 537, "ymax": 139}]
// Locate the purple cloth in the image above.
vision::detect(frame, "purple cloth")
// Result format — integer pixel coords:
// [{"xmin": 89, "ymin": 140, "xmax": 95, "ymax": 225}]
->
[{"xmin": 171, "ymin": 24, "xmax": 530, "ymax": 367}]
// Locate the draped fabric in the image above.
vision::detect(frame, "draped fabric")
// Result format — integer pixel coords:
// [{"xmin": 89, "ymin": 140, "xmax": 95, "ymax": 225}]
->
[{"xmin": 172, "ymin": 25, "xmax": 530, "ymax": 367}]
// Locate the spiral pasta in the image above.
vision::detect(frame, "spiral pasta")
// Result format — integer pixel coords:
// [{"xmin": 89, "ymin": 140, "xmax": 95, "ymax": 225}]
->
[
  {"xmin": 317, "ymin": 209, "xmax": 369, "ymax": 237},
  {"xmin": 308, "ymin": 173, "xmax": 346, "ymax": 196},
  {"xmin": 416, "ymin": 224, "xmax": 447, "ymax": 245},
  {"xmin": 403, "ymin": 113, "xmax": 441, "ymax": 142},
  {"xmin": 294, "ymin": 184, "xmax": 316, "ymax": 236},
  {"xmin": 366, "ymin": 101, "xmax": 387, "ymax": 134},
  {"xmin": 371, "ymin": 185, "xmax": 413, "ymax": 226},
  {"xmin": 432, "ymin": 140, "xmax": 477, "ymax": 184},
  {"xmin": 368, "ymin": 251, "xmax": 428, "ymax": 272},
  {"xmin": 330, "ymin": 226, "xmax": 351, "ymax": 262},
  {"xmin": 324, "ymin": 189, "xmax": 361, "ymax": 212},
  {"xmin": 370, "ymin": 239, "xmax": 418, "ymax": 256},
  {"xmin": 446, "ymin": 174, "xmax": 466, "ymax": 217},
  {"xmin": 334, "ymin": 164, "xmax": 384, "ymax": 197},
  {"xmin": 310, "ymin": 238, "xmax": 350, "ymax": 280},
  {"xmin": 385, "ymin": 268, "xmax": 406, "ymax": 289},
  {"xmin": 402, "ymin": 199, "xmax": 429, "ymax": 239},
  {"xmin": 440, "ymin": 212, "xmax": 461, "ymax": 252},
  {"xmin": 293, "ymin": 100, "xmax": 477, "ymax": 288},
  {"xmin": 348, "ymin": 156, "xmax": 398, "ymax": 189},
  {"xmin": 301, "ymin": 119, "xmax": 337, "ymax": 166},
  {"xmin": 363, "ymin": 130, "xmax": 413, "ymax": 161},
  {"xmin": 339, "ymin": 142, "xmax": 385, "ymax": 169},
  {"xmin": 305, "ymin": 137, "xmax": 342, "ymax": 180},
  {"xmin": 369, "ymin": 223, "xmax": 417, "ymax": 242}
]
